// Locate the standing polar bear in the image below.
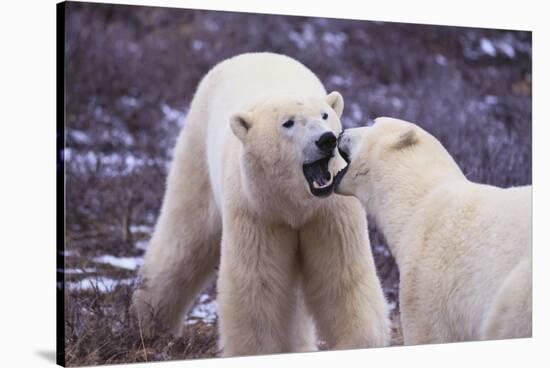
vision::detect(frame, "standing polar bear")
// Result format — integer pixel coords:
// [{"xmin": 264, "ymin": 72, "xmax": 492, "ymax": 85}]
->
[
  {"xmin": 132, "ymin": 53, "xmax": 390, "ymax": 356},
  {"xmin": 336, "ymin": 117, "xmax": 532, "ymax": 344}
]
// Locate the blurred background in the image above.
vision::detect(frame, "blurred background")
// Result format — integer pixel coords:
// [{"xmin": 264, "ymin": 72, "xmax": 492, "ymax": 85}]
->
[{"xmin": 62, "ymin": 1, "xmax": 531, "ymax": 365}]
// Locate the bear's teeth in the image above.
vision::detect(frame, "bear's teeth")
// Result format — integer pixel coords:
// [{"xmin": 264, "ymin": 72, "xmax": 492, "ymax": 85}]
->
[{"xmin": 313, "ymin": 175, "xmax": 333, "ymax": 189}]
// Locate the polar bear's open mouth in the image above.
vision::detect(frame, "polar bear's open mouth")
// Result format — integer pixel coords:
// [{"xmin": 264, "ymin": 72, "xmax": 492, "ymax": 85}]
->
[{"xmin": 303, "ymin": 153, "xmax": 349, "ymax": 197}]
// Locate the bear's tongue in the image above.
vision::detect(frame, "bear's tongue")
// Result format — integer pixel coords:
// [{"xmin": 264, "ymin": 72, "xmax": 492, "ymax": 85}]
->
[
  {"xmin": 304, "ymin": 157, "xmax": 332, "ymax": 189},
  {"xmin": 312, "ymin": 168, "xmax": 332, "ymax": 188}
]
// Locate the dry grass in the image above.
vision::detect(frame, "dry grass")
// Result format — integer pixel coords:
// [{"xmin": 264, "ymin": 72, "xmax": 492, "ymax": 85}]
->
[
  {"xmin": 63, "ymin": 282, "xmax": 403, "ymax": 366},
  {"xmin": 64, "ymin": 284, "xmax": 218, "ymax": 366}
]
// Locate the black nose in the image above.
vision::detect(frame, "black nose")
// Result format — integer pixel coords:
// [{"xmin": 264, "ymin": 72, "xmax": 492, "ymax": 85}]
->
[{"xmin": 316, "ymin": 132, "xmax": 337, "ymax": 153}]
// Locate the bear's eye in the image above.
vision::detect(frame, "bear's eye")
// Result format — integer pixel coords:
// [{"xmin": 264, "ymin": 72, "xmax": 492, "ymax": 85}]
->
[
  {"xmin": 283, "ymin": 119, "xmax": 295, "ymax": 128},
  {"xmin": 322, "ymin": 113, "xmax": 328, "ymax": 120}
]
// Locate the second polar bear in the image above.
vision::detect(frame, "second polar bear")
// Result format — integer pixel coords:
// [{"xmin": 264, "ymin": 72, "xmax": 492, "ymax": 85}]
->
[
  {"xmin": 132, "ymin": 53, "xmax": 390, "ymax": 356},
  {"xmin": 336, "ymin": 117, "xmax": 531, "ymax": 344}
]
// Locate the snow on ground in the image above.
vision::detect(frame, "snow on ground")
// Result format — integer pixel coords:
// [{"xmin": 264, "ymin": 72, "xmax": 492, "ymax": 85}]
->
[
  {"xmin": 161, "ymin": 104, "xmax": 187, "ymax": 127},
  {"xmin": 131, "ymin": 224, "xmax": 152, "ymax": 250},
  {"xmin": 66, "ymin": 150, "xmax": 157, "ymax": 175},
  {"xmin": 67, "ymin": 277, "xmax": 135, "ymax": 292},
  {"xmin": 120, "ymin": 95, "xmax": 140, "ymax": 108},
  {"xmin": 69, "ymin": 130, "xmax": 92, "ymax": 144},
  {"xmin": 435, "ymin": 54, "xmax": 448, "ymax": 66},
  {"xmin": 135, "ymin": 239, "xmax": 149, "ymax": 251},
  {"xmin": 480, "ymin": 38, "xmax": 497, "ymax": 57},
  {"xmin": 93, "ymin": 255, "xmax": 143, "ymax": 270},
  {"xmin": 60, "ymin": 249, "xmax": 79, "ymax": 257},
  {"xmin": 185, "ymin": 293, "xmax": 218, "ymax": 325},
  {"xmin": 463, "ymin": 31, "xmax": 530, "ymax": 61},
  {"xmin": 328, "ymin": 74, "xmax": 352, "ymax": 87},
  {"xmin": 322, "ymin": 31, "xmax": 347, "ymax": 56},
  {"xmin": 350, "ymin": 103, "xmax": 364, "ymax": 124},
  {"xmin": 60, "ymin": 268, "xmax": 96, "ymax": 274},
  {"xmin": 374, "ymin": 244, "xmax": 390, "ymax": 257},
  {"xmin": 192, "ymin": 40, "xmax": 205, "ymax": 51},
  {"xmin": 130, "ymin": 224, "xmax": 153, "ymax": 234},
  {"xmin": 288, "ymin": 23, "xmax": 316, "ymax": 50}
]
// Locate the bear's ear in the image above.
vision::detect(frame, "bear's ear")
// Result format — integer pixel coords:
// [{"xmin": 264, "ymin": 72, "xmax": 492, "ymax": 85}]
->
[
  {"xmin": 230, "ymin": 113, "xmax": 253, "ymax": 143},
  {"xmin": 326, "ymin": 91, "xmax": 344, "ymax": 118},
  {"xmin": 392, "ymin": 128, "xmax": 418, "ymax": 150}
]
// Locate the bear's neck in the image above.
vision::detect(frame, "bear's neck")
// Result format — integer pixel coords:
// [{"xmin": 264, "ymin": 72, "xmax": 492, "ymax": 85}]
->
[
  {"xmin": 367, "ymin": 161, "xmax": 465, "ymax": 267},
  {"xmin": 238, "ymin": 155, "xmax": 320, "ymax": 228}
]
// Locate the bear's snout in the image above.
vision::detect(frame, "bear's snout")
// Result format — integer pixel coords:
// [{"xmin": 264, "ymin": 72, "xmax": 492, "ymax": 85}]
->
[{"xmin": 316, "ymin": 131, "xmax": 337, "ymax": 154}]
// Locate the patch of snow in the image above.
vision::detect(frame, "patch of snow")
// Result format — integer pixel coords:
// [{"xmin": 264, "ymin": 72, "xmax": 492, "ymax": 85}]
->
[
  {"xmin": 470, "ymin": 34, "xmax": 520, "ymax": 59},
  {"xmin": 435, "ymin": 54, "xmax": 447, "ymax": 66},
  {"xmin": 128, "ymin": 42, "xmax": 140, "ymax": 55},
  {"xmin": 117, "ymin": 130, "xmax": 135, "ymax": 147},
  {"xmin": 390, "ymin": 97, "xmax": 404, "ymax": 110},
  {"xmin": 192, "ymin": 40, "xmax": 205, "ymax": 51},
  {"xmin": 185, "ymin": 293, "xmax": 218, "ymax": 325},
  {"xmin": 329, "ymin": 75, "xmax": 351, "ymax": 87},
  {"xmin": 350, "ymin": 103, "xmax": 363, "ymax": 122},
  {"xmin": 120, "ymin": 96, "xmax": 140, "ymax": 108},
  {"xmin": 484, "ymin": 95, "xmax": 498, "ymax": 105},
  {"xmin": 60, "ymin": 249, "xmax": 78, "ymax": 257},
  {"xmin": 63, "ymin": 148, "xmax": 72, "ymax": 161},
  {"xmin": 496, "ymin": 40, "xmax": 515, "ymax": 58},
  {"xmin": 135, "ymin": 239, "xmax": 149, "ymax": 251},
  {"xmin": 59, "ymin": 268, "xmax": 96, "ymax": 274},
  {"xmin": 511, "ymin": 36, "xmax": 531, "ymax": 55},
  {"xmin": 480, "ymin": 38, "xmax": 496, "ymax": 57},
  {"xmin": 94, "ymin": 106, "xmax": 113, "ymax": 124},
  {"xmin": 69, "ymin": 151, "xmax": 156, "ymax": 175},
  {"xmin": 161, "ymin": 104, "xmax": 187, "ymax": 127},
  {"xmin": 322, "ymin": 32, "xmax": 347, "ymax": 56},
  {"xmin": 463, "ymin": 33, "xmax": 522, "ymax": 61},
  {"xmin": 130, "ymin": 224, "xmax": 154, "ymax": 234},
  {"xmin": 93, "ymin": 255, "xmax": 143, "ymax": 270},
  {"xmin": 322, "ymin": 32, "xmax": 347, "ymax": 48},
  {"xmin": 69, "ymin": 130, "xmax": 92, "ymax": 144},
  {"xmin": 288, "ymin": 23, "xmax": 316, "ymax": 50},
  {"xmin": 374, "ymin": 244, "xmax": 390, "ymax": 257},
  {"xmin": 204, "ymin": 19, "xmax": 220, "ymax": 32},
  {"xmin": 67, "ymin": 277, "xmax": 134, "ymax": 293},
  {"xmin": 125, "ymin": 155, "xmax": 137, "ymax": 170},
  {"xmin": 329, "ymin": 75, "xmax": 345, "ymax": 86}
]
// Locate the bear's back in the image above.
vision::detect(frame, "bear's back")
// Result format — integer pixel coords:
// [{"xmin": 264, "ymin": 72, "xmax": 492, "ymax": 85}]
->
[{"xmin": 205, "ymin": 52, "xmax": 326, "ymax": 113}]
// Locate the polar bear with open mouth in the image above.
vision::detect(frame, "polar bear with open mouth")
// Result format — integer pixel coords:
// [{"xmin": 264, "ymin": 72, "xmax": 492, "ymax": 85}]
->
[
  {"xmin": 336, "ymin": 117, "xmax": 532, "ymax": 344},
  {"xmin": 132, "ymin": 53, "xmax": 390, "ymax": 356}
]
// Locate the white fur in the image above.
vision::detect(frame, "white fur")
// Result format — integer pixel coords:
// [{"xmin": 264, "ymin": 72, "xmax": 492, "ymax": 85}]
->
[
  {"xmin": 132, "ymin": 53, "xmax": 390, "ymax": 356},
  {"xmin": 337, "ymin": 117, "xmax": 532, "ymax": 344}
]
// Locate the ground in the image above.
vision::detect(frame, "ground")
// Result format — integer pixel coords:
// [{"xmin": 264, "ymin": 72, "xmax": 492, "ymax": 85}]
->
[{"xmin": 61, "ymin": 2, "xmax": 530, "ymax": 366}]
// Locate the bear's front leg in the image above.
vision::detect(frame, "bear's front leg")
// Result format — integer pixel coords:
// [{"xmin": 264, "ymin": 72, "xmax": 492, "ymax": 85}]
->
[
  {"xmin": 217, "ymin": 208, "xmax": 300, "ymax": 356},
  {"xmin": 300, "ymin": 197, "xmax": 390, "ymax": 349}
]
